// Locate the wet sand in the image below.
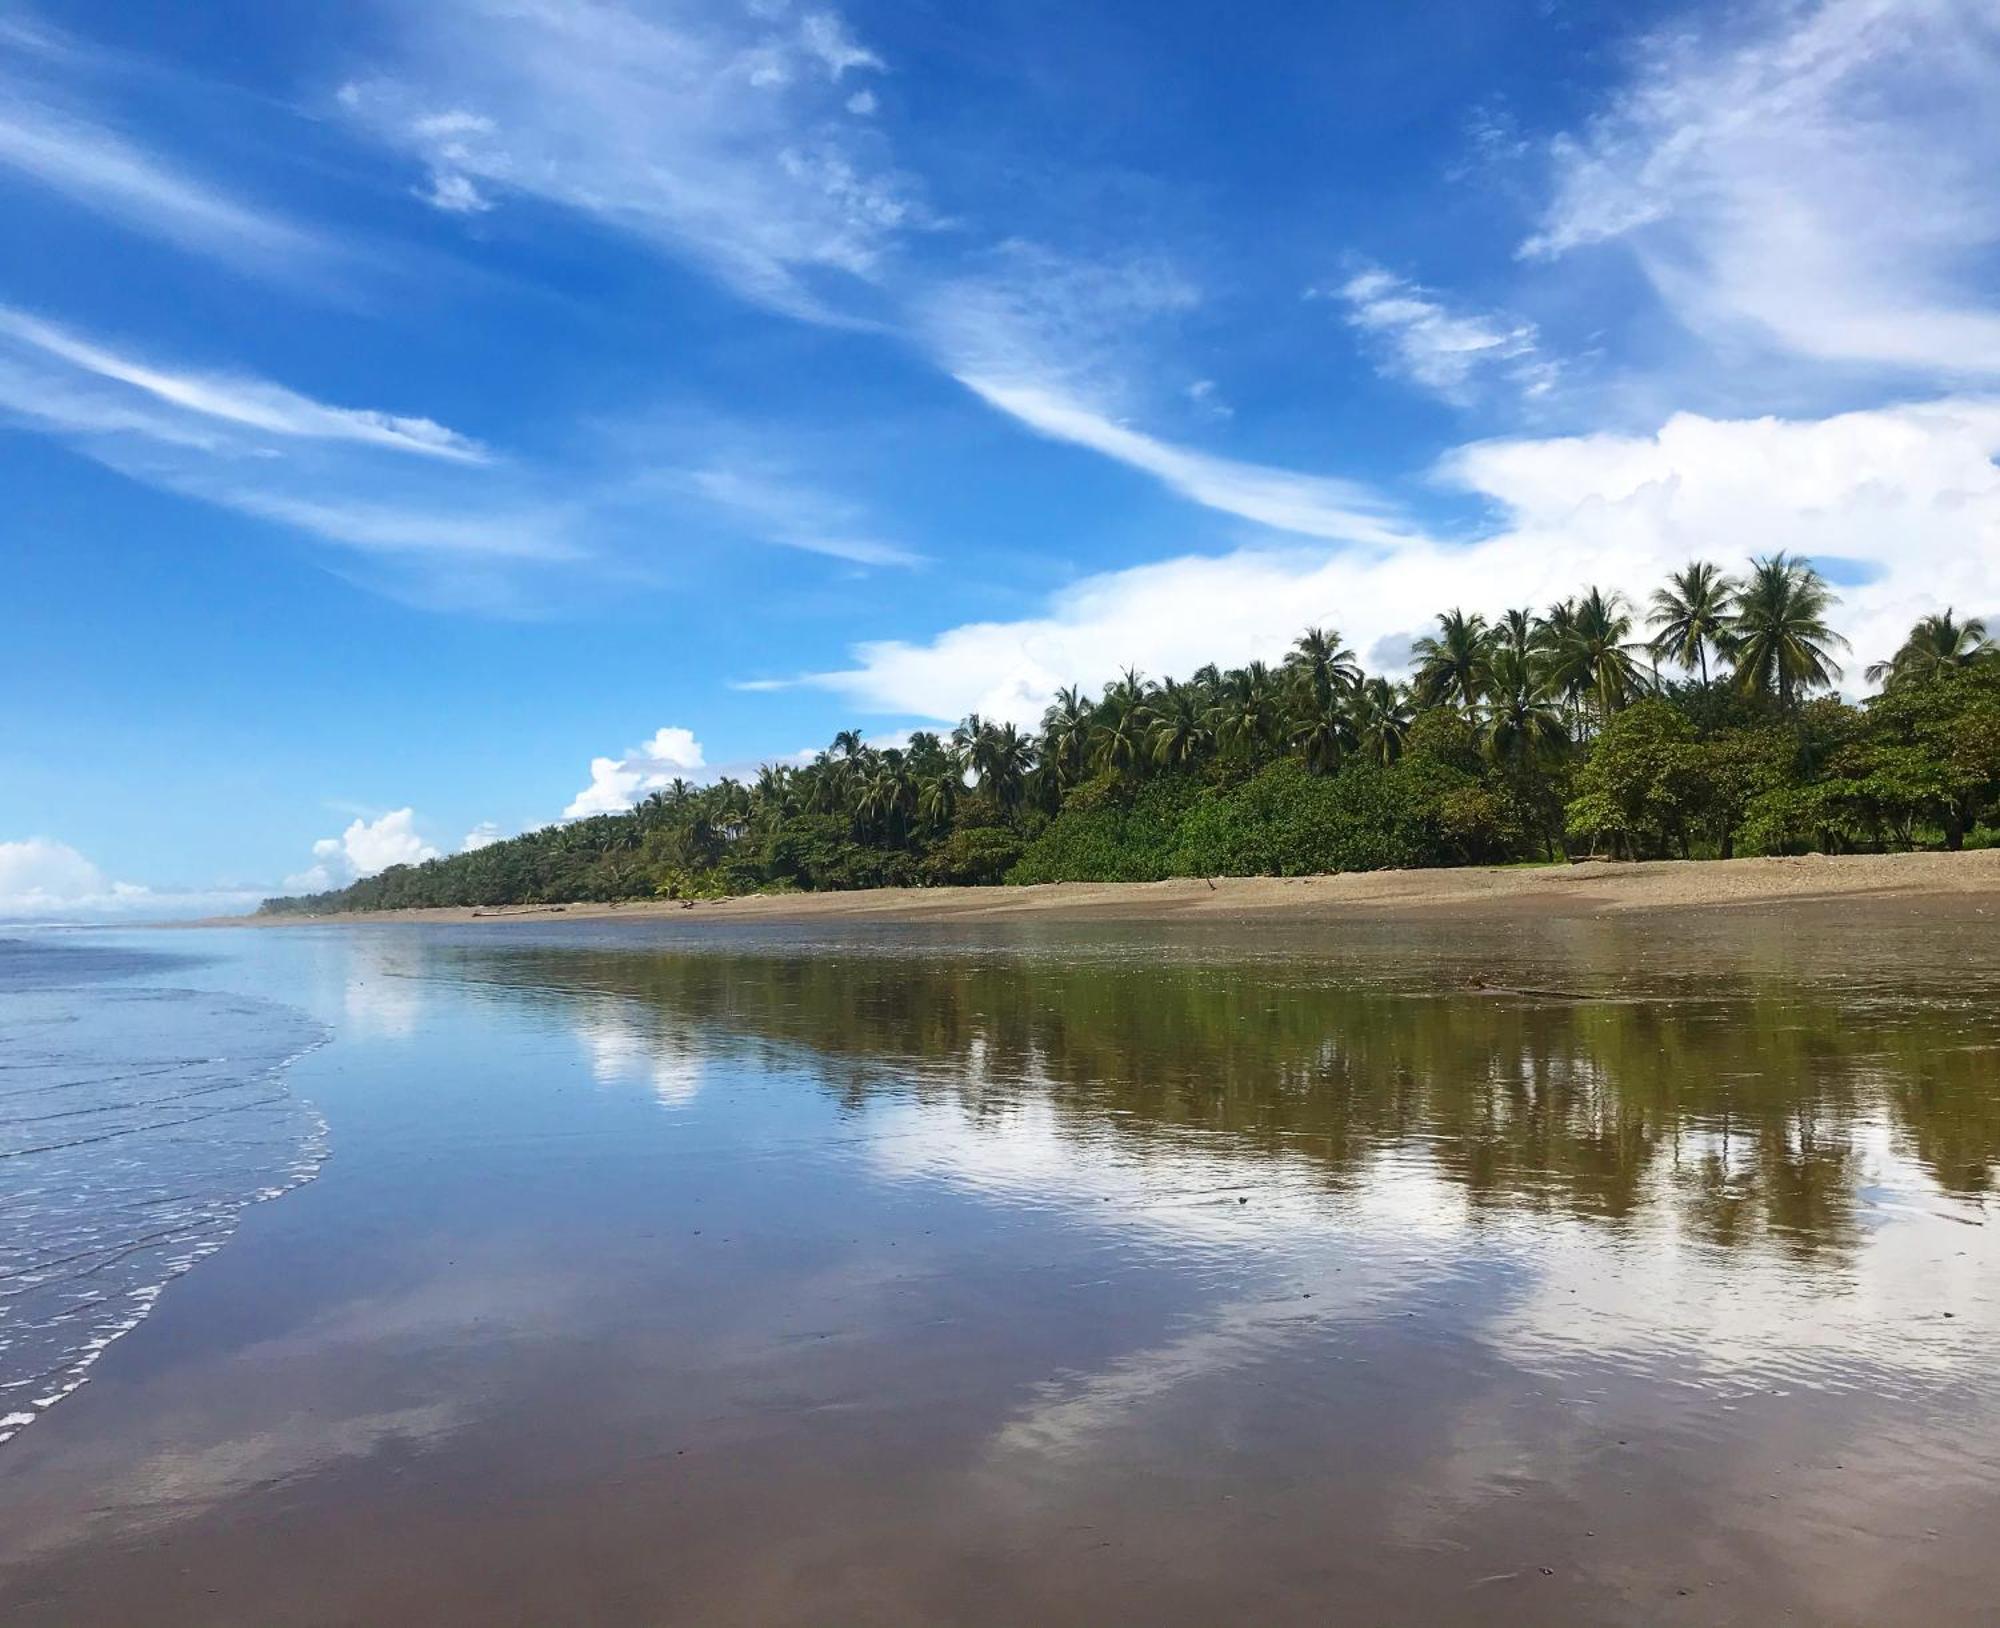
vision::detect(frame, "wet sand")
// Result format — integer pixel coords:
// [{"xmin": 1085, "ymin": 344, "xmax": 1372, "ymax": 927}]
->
[
  {"xmin": 7, "ymin": 903, "xmax": 1999, "ymax": 1625},
  {"xmin": 204, "ymin": 847, "xmax": 2000, "ymax": 928}
]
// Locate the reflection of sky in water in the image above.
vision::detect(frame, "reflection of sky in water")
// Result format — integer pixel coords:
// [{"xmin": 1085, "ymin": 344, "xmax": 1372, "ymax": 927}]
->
[{"xmin": 13, "ymin": 918, "xmax": 1995, "ymax": 1621}]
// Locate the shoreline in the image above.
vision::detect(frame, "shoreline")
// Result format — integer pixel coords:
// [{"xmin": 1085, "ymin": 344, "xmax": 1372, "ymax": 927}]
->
[{"xmin": 185, "ymin": 849, "xmax": 2000, "ymax": 928}]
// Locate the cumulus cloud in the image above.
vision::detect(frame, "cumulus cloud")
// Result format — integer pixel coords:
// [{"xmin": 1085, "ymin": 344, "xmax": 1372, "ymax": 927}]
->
[
  {"xmin": 1326, "ymin": 265, "xmax": 1554, "ymax": 404},
  {"xmin": 563, "ymin": 727, "xmax": 708, "ymax": 818},
  {"xmin": 460, "ymin": 821, "xmax": 504, "ymax": 852},
  {"xmin": 287, "ymin": 808, "xmax": 440, "ymax": 892},
  {"xmin": 0, "ymin": 838, "xmax": 260, "ymax": 920},
  {"xmin": 805, "ymin": 396, "xmax": 2000, "ymax": 723},
  {"xmin": 0, "ymin": 837, "xmax": 150, "ymax": 917},
  {"xmin": 1524, "ymin": 0, "xmax": 2000, "ymax": 376}
]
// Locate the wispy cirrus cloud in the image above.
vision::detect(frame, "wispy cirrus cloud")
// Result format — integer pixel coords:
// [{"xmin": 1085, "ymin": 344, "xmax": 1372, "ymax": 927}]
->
[
  {"xmin": 923, "ymin": 242, "xmax": 1411, "ymax": 545},
  {"xmin": 335, "ymin": 7, "xmax": 1410, "ymax": 547},
  {"xmin": 1524, "ymin": 0, "xmax": 2000, "ymax": 377},
  {"xmin": 0, "ymin": 306, "xmax": 487, "ymax": 461},
  {"xmin": 679, "ymin": 464, "xmax": 925, "ymax": 568},
  {"xmin": 334, "ymin": 0, "xmax": 913, "ymax": 323},
  {"xmin": 1323, "ymin": 264, "xmax": 1555, "ymax": 406},
  {"xmin": 0, "ymin": 16, "xmax": 325, "ymax": 278}
]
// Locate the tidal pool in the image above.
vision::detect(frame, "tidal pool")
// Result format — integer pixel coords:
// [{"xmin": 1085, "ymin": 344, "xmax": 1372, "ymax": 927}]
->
[{"xmin": 1, "ymin": 904, "xmax": 1995, "ymax": 1625}]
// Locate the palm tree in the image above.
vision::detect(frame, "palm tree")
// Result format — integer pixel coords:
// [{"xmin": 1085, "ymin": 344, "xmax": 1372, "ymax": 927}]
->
[
  {"xmin": 1481, "ymin": 647, "xmax": 1567, "ymax": 768},
  {"xmin": 1496, "ymin": 608, "xmax": 1536, "ymax": 662},
  {"xmin": 916, "ymin": 771, "xmax": 958, "ymax": 830},
  {"xmin": 1351, "ymin": 677, "xmax": 1414, "ymax": 766},
  {"xmin": 1865, "ymin": 609, "xmax": 1996, "ymax": 688},
  {"xmin": 1411, "ymin": 610, "xmax": 1493, "ymax": 716},
  {"xmin": 1038, "ymin": 686, "xmax": 1095, "ymax": 787},
  {"xmin": 1730, "ymin": 554, "xmax": 1846, "ymax": 709},
  {"xmin": 1543, "ymin": 587, "xmax": 1649, "ymax": 726},
  {"xmin": 1143, "ymin": 677, "xmax": 1210, "ymax": 769},
  {"xmin": 1648, "ymin": 561, "xmax": 1738, "ymax": 688},
  {"xmin": 1288, "ymin": 689, "xmax": 1355, "ymax": 774},
  {"xmin": 1284, "ymin": 626, "xmax": 1361, "ymax": 710},
  {"xmin": 1209, "ymin": 662, "xmax": 1281, "ymax": 759},
  {"xmin": 949, "ymin": 713, "xmax": 986, "ymax": 768},
  {"xmin": 1091, "ymin": 704, "xmax": 1148, "ymax": 779},
  {"xmin": 971, "ymin": 722, "xmax": 1035, "ymax": 807}
]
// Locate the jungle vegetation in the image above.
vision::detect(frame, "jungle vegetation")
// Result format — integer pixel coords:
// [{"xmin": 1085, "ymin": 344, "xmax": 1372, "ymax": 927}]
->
[{"xmin": 260, "ymin": 556, "xmax": 2000, "ymax": 914}]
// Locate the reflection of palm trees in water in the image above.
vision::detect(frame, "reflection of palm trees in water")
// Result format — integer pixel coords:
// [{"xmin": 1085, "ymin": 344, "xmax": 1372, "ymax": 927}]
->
[{"xmin": 431, "ymin": 927, "xmax": 2000, "ymax": 1261}]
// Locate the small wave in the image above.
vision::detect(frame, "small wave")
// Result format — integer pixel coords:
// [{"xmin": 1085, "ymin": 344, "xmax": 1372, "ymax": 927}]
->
[{"xmin": 0, "ymin": 980, "xmax": 329, "ymax": 1447}]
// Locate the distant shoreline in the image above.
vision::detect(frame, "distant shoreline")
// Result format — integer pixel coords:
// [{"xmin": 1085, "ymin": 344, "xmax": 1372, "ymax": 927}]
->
[{"xmin": 185, "ymin": 849, "xmax": 2000, "ymax": 928}]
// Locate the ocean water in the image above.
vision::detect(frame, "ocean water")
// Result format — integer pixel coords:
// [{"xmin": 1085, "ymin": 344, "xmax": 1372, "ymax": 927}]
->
[
  {"xmin": 1, "ymin": 913, "xmax": 1997, "ymax": 1623},
  {"xmin": 0, "ymin": 935, "xmax": 326, "ymax": 1444}
]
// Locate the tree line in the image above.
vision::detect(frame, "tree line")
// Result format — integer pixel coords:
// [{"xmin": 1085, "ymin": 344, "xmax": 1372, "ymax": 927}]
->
[{"xmin": 260, "ymin": 554, "xmax": 2000, "ymax": 914}]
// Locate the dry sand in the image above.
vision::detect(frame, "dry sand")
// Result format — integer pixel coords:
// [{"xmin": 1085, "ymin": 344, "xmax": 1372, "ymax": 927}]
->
[{"xmin": 195, "ymin": 848, "xmax": 2000, "ymax": 928}]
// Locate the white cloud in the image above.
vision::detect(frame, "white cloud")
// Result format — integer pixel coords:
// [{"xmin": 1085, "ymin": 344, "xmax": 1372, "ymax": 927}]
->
[
  {"xmin": 460, "ymin": 821, "xmax": 504, "ymax": 852},
  {"xmin": 923, "ymin": 245, "xmax": 1410, "ymax": 544},
  {"xmin": 957, "ymin": 375, "xmax": 1411, "ymax": 547},
  {"xmin": 1525, "ymin": 0, "xmax": 2000, "ymax": 376},
  {"xmin": 845, "ymin": 89, "xmax": 877, "ymax": 116},
  {"xmin": 0, "ymin": 306, "xmax": 488, "ymax": 461},
  {"xmin": 563, "ymin": 727, "xmax": 708, "ymax": 818},
  {"xmin": 288, "ymin": 809, "xmax": 440, "ymax": 892},
  {"xmin": 418, "ymin": 169, "xmax": 491, "ymax": 214},
  {"xmin": 0, "ymin": 837, "xmax": 259, "ymax": 920},
  {"xmin": 681, "ymin": 463, "xmax": 923, "ymax": 567},
  {"xmin": 336, "ymin": 1, "xmax": 919, "ymax": 320},
  {"xmin": 798, "ymin": 11, "xmax": 884, "ymax": 78},
  {"xmin": 807, "ymin": 397, "xmax": 2000, "ymax": 723},
  {"xmin": 1185, "ymin": 378, "xmax": 1232, "ymax": 419},
  {"xmin": 0, "ymin": 97, "xmax": 321, "ymax": 274},
  {"xmin": 1328, "ymin": 265, "xmax": 1554, "ymax": 404},
  {"xmin": 0, "ymin": 837, "xmax": 149, "ymax": 917}
]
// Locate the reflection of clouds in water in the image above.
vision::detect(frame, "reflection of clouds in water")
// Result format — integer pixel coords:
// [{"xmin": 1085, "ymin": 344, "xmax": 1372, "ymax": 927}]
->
[
  {"xmin": 1493, "ymin": 1118, "xmax": 1997, "ymax": 1392},
  {"xmin": 867, "ymin": 1060, "xmax": 2000, "ymax": 1471},
  {"xmin": 574, "ymin": 1001, "xmax": 704, "ymax": 1108},
  {"xmin": 339, "ymin": 938, "xmax": 425, "ymax": 1040},
  {"xmin": 1, "ymin": 1403, "xmax": 458, "ymax": 1564}
]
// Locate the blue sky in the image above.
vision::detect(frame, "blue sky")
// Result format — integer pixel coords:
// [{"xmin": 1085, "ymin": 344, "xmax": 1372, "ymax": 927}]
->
[{"xmin": 5, "ymin": 0, "xmax": 2000, "ymax": 914}]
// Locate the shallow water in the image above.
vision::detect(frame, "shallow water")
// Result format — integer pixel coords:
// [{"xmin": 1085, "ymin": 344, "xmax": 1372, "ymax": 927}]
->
[
  {"xmin": 1, "ymin": 907, "xmax": 1997, "ymax": 1625},
  {"xmin": 0, "ymin": 937, "xmax": 325, "ymax": 1444}
]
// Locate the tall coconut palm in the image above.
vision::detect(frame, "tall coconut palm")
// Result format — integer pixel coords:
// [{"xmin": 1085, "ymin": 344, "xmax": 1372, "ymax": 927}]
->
[
  {"xmin": 1543, "ymin": 587, "xmax": 1649, "ymax": 726},
  {"xmin": 1288, "ymin": 690, "xmax": 1355, "ymax": 774},
  {"xmin": 971, "ymin": 722, "xmax": 1035, "ymax": 807},
  {"xmin": 1648, "ymin": 561, "xmax": 1738, "ymax": 687},
  {"xmin": 1730, "ymin": 554, "xmax": 1846, "ymax": 709},
  {"xmin": 1481, "ymin": 647, "xmax": 1568, "ymax": 768},
  {"xmin": 916, "ymin": 771, "xmax": 958, "ymax": 830},
  {"xmin": 1864, "ymin": 610, "xmax": 1996, "ymax": 688},
  {"xmin": 1091, "ymin": 704, "xmax": 1148, "ymax": 779},
  {"xmin": 1038, "ymin": 686, "xmax": 1095, "ymax": 787},
  {"xmin": 1143, "ymin": 677, "xmax": 1211, "ymax": 769},
  {"xmin": 1351, "ymin": 677, "xmax": 1414, "ymax": 766},
  {"xmin": 1496, "ymin": 608, "xmax": 1536, "ymax": 662},
  {"xmin": 1209, "ymin": 662, "xmax": 1281, "ymax": 758},
  {"xmin": 1411, "ymin": 610, "xmax": 1493, "ymax": 716},
  {"xmin": 949, "ymin": 713, "xmax": 987, "ymax": 768},
  {"xmin": 1284, "ymin": 626, "xmax": 1361, "ymax": 710}
]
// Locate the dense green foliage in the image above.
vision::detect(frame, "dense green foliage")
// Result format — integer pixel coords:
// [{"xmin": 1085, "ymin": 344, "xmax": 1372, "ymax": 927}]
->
[{"xmin": 261, "ymin": 560, "xmax": 2000, "ymax": 914}]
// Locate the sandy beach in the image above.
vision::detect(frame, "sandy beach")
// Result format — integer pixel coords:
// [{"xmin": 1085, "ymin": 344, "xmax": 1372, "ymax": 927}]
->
[{"xmin": 207, "ymin": 848, "xmax": 2000, "ymax": 929}]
